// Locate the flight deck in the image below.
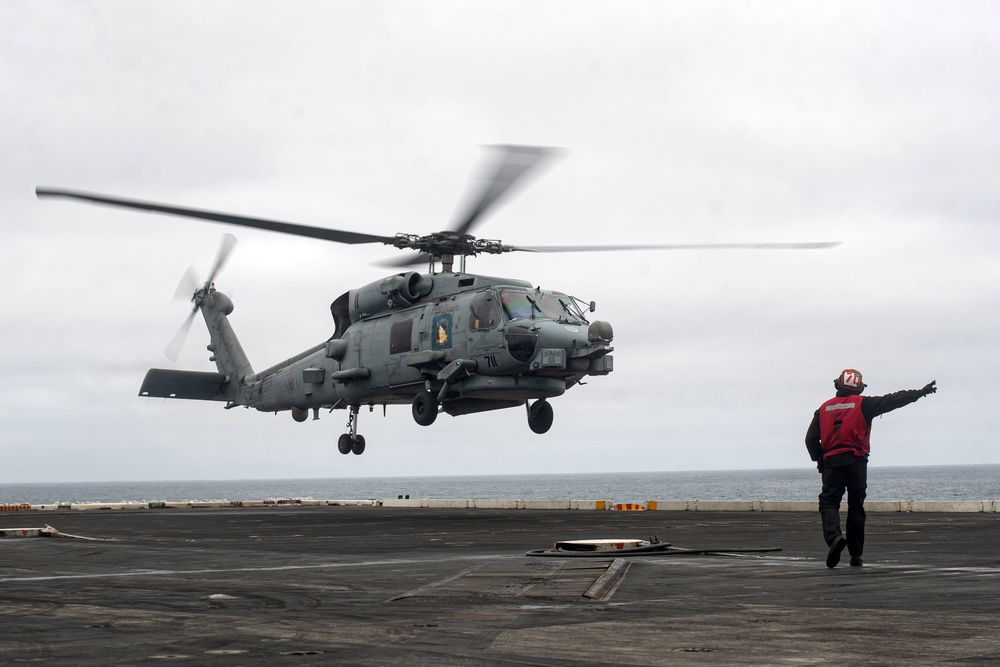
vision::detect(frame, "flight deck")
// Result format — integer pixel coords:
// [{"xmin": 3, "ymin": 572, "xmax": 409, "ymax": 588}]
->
[{"xmin": 2, "ymin": 505, "xmax": 999, "ymax": 665}]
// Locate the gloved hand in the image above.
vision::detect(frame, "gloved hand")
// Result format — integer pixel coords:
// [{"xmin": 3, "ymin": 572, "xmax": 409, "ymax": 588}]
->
[
  {"xmin": 921, "ymin": 380, "xmax": 937, "ymax": 396},
  {"xmin": 816, "ymin": 459, "xmax": 825, "ymax": 474}
]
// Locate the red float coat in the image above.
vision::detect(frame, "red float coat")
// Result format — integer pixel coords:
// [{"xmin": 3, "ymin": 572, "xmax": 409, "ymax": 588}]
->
[
  {"xmin": 817, "ymin": 395, "xmax": 871, "ymax": 459},
  {"xmin": 806, "ymin": 388, "xmax": 929, "ymax": 466}
]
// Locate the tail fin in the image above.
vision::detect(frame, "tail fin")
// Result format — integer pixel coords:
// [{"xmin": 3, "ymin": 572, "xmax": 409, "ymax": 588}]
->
[
  {"xmin": 139, "ymin": 287, "xmax": 255, "ymax": 405},
  {"xmin": 200, "ymin": 287, "xmax": 255, "ymax": 388}
]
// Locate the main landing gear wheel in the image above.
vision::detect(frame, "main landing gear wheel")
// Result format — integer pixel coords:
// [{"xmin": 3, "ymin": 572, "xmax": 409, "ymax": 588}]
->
[
  {"xmin": 338, "ymin": 433, "xmax": 366, "ymax": 455},
  {"xmin": 412, "ymin": 391, "xmax": 438, "ymax": 426},
  {"xmin": 339, "ymin": 405, "xmax": 367, "ymax": 455},
  {"xmin": 527, "ymin": 399, "xmax": 554, "ymax": 434}
]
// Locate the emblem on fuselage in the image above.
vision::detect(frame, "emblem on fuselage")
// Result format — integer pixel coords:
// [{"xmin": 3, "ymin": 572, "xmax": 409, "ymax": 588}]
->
[{"xmin": 432, "ymin": 313, "xmax": 453, "ymax": 350}]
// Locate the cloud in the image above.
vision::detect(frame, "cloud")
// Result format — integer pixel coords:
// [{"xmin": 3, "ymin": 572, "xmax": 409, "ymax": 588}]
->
[{"xmin": 2, "ymin": 1, "xmax": 998, "ymax": 482}]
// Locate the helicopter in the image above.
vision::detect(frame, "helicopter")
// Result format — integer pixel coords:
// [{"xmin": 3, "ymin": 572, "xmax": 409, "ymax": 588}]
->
[{"xmin": 37, "ymin": 145, "xmax": 838, "ymax": 456}]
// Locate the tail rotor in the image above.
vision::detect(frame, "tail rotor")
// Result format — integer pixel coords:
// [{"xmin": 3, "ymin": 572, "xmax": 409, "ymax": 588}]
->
[
  {"xmin": 206, "ymin": 233, "xmax": 237, "ymax": 286},
  {"xmin": 164, "ymin": 234, "xmax": 238, "ymax": 361},
  {"xmin": 172, "ymin": 265, "xmax": 199, "ymax": 302}
]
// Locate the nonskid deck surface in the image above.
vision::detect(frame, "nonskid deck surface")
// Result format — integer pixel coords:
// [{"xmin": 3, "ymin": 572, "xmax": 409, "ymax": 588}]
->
[{"xmin": 2, "ymin": 507, "xmax": 999, "ymax": 666}]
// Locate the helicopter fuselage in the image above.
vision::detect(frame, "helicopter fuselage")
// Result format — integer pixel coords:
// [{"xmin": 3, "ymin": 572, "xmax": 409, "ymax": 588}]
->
[
  {"xmin": 142, "ymin": 268, "xmax": 616, "ymax": 449},
  {"xmin": 241, "ymin": 271, "xmax": 614, "ymax": 419}
]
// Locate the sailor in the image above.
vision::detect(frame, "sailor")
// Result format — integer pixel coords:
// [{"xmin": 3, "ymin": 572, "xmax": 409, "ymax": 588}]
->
[{"xmin": 805, "ymin": 369, "xmax": 937, "ymax": 568}]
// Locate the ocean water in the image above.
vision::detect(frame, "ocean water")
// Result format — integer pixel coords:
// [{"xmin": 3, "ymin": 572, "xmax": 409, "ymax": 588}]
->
[{"xmin": 1, "ymin": 465, "xmax": 998, "ymax": 506}]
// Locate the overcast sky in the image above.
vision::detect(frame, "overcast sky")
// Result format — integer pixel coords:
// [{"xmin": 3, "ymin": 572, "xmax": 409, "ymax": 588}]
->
[{"xmin": 2, "ymin": 2, "xmax": 998, "ymax": 484}]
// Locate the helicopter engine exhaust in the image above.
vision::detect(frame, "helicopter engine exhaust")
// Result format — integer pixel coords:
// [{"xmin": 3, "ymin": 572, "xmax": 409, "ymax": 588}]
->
[{"xmin": 350, "ymin": 271, "xmax": 434, "ymax": 319}]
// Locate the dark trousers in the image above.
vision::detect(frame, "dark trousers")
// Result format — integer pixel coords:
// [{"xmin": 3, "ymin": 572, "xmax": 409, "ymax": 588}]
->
[{"xmin": 818, "ymin": 458, "xmax": 868, "ymax": 557}]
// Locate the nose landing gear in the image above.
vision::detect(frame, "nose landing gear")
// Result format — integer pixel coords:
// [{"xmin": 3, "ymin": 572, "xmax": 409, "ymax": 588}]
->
[{"xmin": 338, "ymin": 405, "xmax": 366, "ymax": 455}]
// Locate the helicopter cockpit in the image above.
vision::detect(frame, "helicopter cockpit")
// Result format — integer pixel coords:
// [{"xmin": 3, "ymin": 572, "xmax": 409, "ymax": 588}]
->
[{"xmin": 497, "ymin": 289, "xmax": 587, "ymax": 325}]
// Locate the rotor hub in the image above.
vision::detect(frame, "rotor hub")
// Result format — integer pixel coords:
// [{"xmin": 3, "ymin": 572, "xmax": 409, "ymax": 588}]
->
[{"xmin": 392, "ymin": 232, "xmax": 510, "ymax": 259}]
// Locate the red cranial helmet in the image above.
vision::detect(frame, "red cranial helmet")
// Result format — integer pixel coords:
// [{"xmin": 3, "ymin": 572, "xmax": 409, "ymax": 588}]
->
[{"xmin": 834, "ymin": 368, "xmax": 866, "ymax": 393}]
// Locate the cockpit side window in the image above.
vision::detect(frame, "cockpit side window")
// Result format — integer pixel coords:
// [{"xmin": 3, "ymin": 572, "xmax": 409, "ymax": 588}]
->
[{"xmin": 470, "ymin": 291, "xmax": 501, "ymax": 331}]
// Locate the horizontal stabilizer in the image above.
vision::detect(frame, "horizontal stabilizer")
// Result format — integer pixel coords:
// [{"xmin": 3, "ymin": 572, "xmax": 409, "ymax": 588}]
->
[{"xmin": 139, "ymin": 369, "xmax": 230, "ymax": 401}]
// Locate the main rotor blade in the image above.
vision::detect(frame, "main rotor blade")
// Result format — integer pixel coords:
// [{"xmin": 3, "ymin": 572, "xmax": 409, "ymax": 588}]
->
[
  {"xmin": 378, "ymin": 251, "xmax": 431, "ymax": 268},
  {"xmin": 451, "ymin": 145, "xmax": 558, "ymax": 237},
  {"xmin": 508, "ymin": 241, "xmax": 842, "ymax": 253},
  {"xmin": 36, "ymin": 187, "xmax": 396, "ymax": 246}
]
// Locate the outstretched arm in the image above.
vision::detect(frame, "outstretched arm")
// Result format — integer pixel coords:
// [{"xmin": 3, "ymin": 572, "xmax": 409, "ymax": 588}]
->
[{"xmin": 862, "ymin": 381, "xmax": 937, "ymax": 421}]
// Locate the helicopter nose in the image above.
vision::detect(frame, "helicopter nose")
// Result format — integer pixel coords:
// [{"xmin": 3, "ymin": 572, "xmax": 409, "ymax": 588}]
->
[
  {"xmin": 531, "ymin": 320, "xmax": 613, "ymax": 350},
  {"xmin": 588, "ymin": 320, "xmax": 613, "ymax": 344},
  {"xmin": 526, "ymin": 320, "xmax": 614, "ymax": 374},
  {"xmin": 532, "ymin": 320, "xmax": 588, "ymax": 350}
]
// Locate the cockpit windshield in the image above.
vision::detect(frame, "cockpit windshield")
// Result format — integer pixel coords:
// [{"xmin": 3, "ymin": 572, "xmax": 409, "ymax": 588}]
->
[{"xmin": 499, "ymin": 289, "xmax": 587, "ymax": 324}]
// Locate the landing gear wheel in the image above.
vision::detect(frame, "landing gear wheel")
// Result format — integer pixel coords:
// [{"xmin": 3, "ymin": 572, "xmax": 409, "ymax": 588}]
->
[
  {"xmin": 337, "ymin": 433, "xmax": 353, "ymax": 455},
  {"xmin": 351, "ymin": 435, "xmax": 366, "ymax": 455},
  {"xmin": 527, "ymin": 399, "xmax": 554, "ymax": 434},
  {"xmin": 412, "ymin": 391, "xmax": 438, "ymax": 426}
]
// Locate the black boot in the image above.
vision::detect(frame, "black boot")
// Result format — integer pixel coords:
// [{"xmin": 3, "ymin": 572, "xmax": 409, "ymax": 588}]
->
[{"xmin": 826, "ymin": 537, "xmax": 847, "ymax": 568}]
